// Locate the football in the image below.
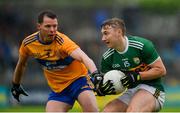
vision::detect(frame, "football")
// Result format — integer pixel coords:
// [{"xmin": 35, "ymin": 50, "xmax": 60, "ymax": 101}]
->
[{"xmin": 103, "ymin": 70, "xmax": 126, "ymax": 94}]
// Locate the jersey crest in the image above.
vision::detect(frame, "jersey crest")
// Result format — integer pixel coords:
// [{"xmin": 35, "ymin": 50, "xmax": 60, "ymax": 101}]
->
[{"xmin": 133, "ymin": 57, "xmax": 140, "ymax": 64}]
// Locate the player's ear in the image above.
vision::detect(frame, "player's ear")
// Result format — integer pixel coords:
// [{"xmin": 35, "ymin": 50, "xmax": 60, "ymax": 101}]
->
[{"xmin": 118, "ymin": 29, "xmax": 122, "ymax": 35}]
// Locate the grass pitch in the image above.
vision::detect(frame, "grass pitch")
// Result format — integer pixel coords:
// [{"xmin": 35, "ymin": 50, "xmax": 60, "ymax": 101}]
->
[{"xmin": 1, "ymin": 95, "xmax": 180, "ymax": 112}]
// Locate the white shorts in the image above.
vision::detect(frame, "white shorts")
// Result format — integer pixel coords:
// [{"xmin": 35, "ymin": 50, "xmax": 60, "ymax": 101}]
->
[{"xmin": 118, "ymin": 84, "xmax": 165, "ymax": 111}]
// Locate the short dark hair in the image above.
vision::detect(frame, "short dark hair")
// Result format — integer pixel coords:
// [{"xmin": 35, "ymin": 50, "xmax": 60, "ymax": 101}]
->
[
  {"xmin": 101, "ymin": 18, "xmax": 126, "ymax": 36},
  {"xmin": 38, "ymin": 10, "xmax": 57, "ymax": 23}
]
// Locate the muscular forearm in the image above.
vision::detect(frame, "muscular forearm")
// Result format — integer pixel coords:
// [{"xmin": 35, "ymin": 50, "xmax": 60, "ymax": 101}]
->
[
  {"xmin": 70, "ymin": 48, "xmax": 97, "ymax": 73},
  {"xmin": 83, "ymin": 58, "xmax": 97, "ymax": 73},
  {"xmin": 13, "ymin": 62, "xmax": 26, "ymax": 84},
  {"xmin": 140, "ymin": 67, "xmax": 166, "ymax": 80},
  {"xmin": 139, "ymin": 58, "xmax": 166, "ymax": 80},
  {"xmin": 13, "ymin": 68, "xmax": 25, "ymax": 84}
]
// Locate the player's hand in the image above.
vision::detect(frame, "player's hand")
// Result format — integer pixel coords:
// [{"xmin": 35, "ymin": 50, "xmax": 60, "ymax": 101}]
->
[
  {"xmin": 96, "ymin": 80, "xmax": 116, "ymax": 96},
  {"xmin": 90, "ymin": 70, "xmax": 116, "ymax": 96},
  {"xmin": 90, "ymin": 70, "xmax": 103, "ymax": 90},
  {"xmin": 11, "ymin": 83, "xmax": 28, "ymax": 102},
  {"xmin": 121, "ymin": 71, "xmax": 141, "ymax": 89}
]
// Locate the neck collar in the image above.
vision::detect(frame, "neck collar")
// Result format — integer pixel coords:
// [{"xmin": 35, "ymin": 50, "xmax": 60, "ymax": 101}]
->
[
  {"xmin": 116, "ymin": 36, "xmax": 129, "ymax": 54},
  {"xmin": 37, "ymin": 33, "xmax": 53, "ymax": 45}
]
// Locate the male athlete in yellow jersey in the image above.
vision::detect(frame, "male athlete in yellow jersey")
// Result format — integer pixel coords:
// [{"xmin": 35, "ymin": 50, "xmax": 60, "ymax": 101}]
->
[{"xmin": 11, "ymin": 10, "xmax": 101, "ymax": 112}]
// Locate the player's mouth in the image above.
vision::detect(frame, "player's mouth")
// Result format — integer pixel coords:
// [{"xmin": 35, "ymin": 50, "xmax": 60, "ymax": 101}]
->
[
  {"xmin": 48, "ymin": 34, "xmax": 55, "ymax": 37},
  {"xmin": 105, "ymin": 41, "xmax": 112, "ymax": 48},
  {"xmin": 105, "ymin": 41, "xmax": 110, "ymax": 45},
  {"xmin": 48, "ymin": 34, "xmax": 56, "ymax": 38}
]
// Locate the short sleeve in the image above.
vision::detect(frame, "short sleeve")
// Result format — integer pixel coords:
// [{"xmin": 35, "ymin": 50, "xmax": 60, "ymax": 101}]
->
[
  {"xmin": 142, "ymin": 41, "xmax": 159, "ymax": 65},
  {"xmin": 19, "ymin": 41, "xmax": 29, "ymax": 57},
  {"xmin": 60, "ymin": 33, "xmax": 79, "ymax": 55}
]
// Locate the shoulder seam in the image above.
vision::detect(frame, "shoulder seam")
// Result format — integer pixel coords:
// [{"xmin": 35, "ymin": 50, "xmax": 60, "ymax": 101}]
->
[
  {"xmin": 24, "ymin": 38, "xmax": 37, "ymax": 46},
  {"xmin": 129, "ymin": 40, "xmax": 144, "ymax": 50},
  {"xmin": 103, "ymin": 49, "xmax": 114, "ymax": 60},
  {"xmin": 103, "ymin": 51, "xmax": 114, "ymax": 60},
  {"xmin": 103, "ymin": 49, "xmax": 114, "ymax": 57},
  {"xmin": 129, "ymin": 40, "xmax": 144, "ymax": 46},
  {"xmin": 129, "ymin": 44, "xmax": 143, "ymax": 50},
  {"xmin": 23, "ymin": 33, "xmax": 38, "ymax": 46}
]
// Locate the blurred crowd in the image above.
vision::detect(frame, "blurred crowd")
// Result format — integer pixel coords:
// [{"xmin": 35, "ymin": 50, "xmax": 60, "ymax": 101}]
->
[{"xmin": 0, "ymin": 2, "xmax": 180, "ymax": 88}]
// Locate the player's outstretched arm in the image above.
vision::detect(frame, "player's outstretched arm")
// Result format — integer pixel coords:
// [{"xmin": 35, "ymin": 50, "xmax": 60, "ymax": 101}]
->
[
  {"xmin": 70, "ymin": 48, "xmax": 115, "ymax": 95},
  {"xmin": 11, "ymin": 55, "xmax": 29, "ymax": 102},
  {"xmin": 70, "ymin": 48, "xmax": 97, "ymax": 73}
]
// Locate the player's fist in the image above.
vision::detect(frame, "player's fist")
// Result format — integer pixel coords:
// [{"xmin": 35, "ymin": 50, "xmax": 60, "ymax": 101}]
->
[
  {"xmin": 11, "ymin": 83, "xmax": 28, "ymax": 102},
  {"xmin": 121, "ymin": 71, "xmax": 141, "ymax": 88}
]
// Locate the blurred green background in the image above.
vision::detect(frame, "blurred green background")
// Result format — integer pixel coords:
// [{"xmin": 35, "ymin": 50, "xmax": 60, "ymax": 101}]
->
[{"xmin": 0, "ymin": 0, "xmax": 180, "ymax": 112}]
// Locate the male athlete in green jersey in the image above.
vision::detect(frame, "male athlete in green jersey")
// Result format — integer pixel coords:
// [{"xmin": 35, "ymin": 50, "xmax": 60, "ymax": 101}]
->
[{"xmin": 95, "ymin": 18, "xmax": 166, "ymax": 112}]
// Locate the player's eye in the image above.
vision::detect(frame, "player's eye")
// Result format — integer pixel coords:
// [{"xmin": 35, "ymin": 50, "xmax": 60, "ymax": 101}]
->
[
  {"xmin": 104, "ymin": 31, "xmax": 109, "ymax": 35},
  {"xmin": 45, "ymin": 25, "xmax": 51, "ymax": 28},
  {"xmin": 53, "ymin": 25, "xmax": 57, "ymax": 28}
]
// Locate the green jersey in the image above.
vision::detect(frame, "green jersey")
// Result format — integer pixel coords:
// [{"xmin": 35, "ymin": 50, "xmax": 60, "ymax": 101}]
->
[{"xmin": 101, "ymin": 35, "xmax": 164, "ymax": 92}]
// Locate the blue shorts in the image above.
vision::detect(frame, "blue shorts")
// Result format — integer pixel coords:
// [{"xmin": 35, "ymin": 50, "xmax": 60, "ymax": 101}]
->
[{"xmin": 48, "ymin": 77, "xmax": 92, "ymax": 106}]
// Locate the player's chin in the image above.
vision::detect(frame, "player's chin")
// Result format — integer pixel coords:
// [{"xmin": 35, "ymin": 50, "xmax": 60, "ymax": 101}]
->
[
  {"xmin": 45, "ymin": 37, "xmax": 54, "ymax": 42},
  {"xmin": 49, "ymin": 35, "xmax": 55, "ymax": 38},
  {"xmin": 106, "ymin": 43, "xmax": 112, "ymax": 48},
  {"xmin": 49, "ymin": 36, "xmax": 56, "ymax": 40}
]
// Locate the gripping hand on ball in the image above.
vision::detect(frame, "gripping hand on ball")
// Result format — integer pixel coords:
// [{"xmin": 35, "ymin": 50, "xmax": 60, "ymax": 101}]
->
[
  {"xmin": 96, "ymin": 80, "xmax": 116, "ymax": 96},
  {"xmin": 121, "ymin": 71, "xmax": 141, "ymax": 89},
  {"xmin": 90, "ymin": 70, "xmax": 115, "ymax": 96}
]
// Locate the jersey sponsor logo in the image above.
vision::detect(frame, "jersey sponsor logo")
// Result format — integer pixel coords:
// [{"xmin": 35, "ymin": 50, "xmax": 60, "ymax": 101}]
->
[
  {"xmin": 44, "ymin": 65, "xmax": 67, "ymax": 70},
  {"xmin": 112, "ymin": 64, "xmax": 121, "ymax": 68},
  {"xmin": 122, "ymin": 58, "xmax": 128, "ymax": 61},
  {"xmin": 37, "ymin": 56, "xmax": 74, "ymax": 70},
  {"xmin": 130, "ymin": 63, "xmax": 151, "ymax": 72},
  {"xmin": 133, "ymin": 57, "xmax": 140, "ymax": 64}
]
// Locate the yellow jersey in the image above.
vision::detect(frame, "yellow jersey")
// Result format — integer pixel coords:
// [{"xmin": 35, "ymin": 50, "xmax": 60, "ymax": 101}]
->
[{"xmin": 19, "ymin": 31, "xmax": 88, "ymax": 93}]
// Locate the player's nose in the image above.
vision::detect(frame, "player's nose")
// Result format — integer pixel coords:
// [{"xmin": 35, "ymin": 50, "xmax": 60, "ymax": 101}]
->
[
  {"xmin": 49, "ymin": 26, "xmax": 56, "ymax": 32},
  {"xmin": 102, "ymin": 36, "xmax": 106, "ymax": 41}
]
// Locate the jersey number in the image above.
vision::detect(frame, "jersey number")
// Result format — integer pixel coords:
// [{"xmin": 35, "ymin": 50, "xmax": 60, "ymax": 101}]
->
[{"xmin": 124, "ymin": 61, "xmax": 130, "ymax": 67}]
